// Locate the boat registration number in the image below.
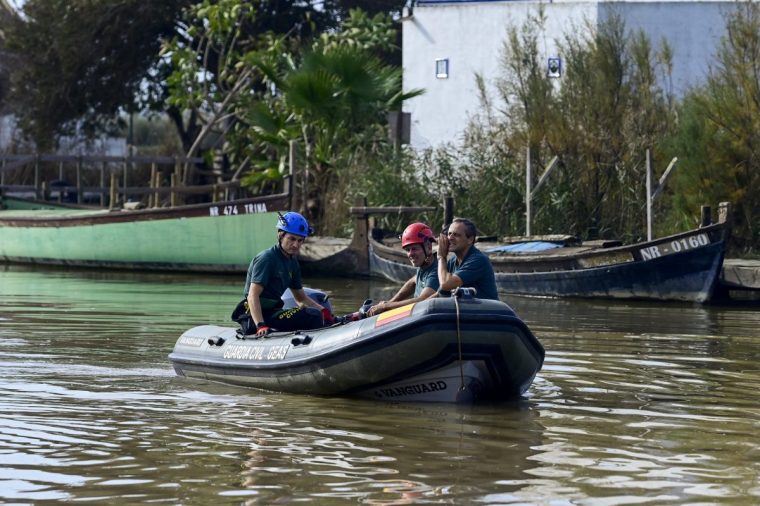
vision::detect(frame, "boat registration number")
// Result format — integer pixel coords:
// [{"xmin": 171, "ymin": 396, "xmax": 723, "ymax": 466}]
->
[
  {"xmin": 223, "ymin": 343, "xmax": 289, "ymax": 361},
  {"xmin": 208, "ymin": 202, "xmax": 268, "ymax": 217},
  {"xmin": 640, "ymin": 233, "xmax": 710, "ymax": 261}
]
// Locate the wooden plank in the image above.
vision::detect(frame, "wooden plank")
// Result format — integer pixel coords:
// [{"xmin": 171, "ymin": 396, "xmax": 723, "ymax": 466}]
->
[
  {"xmin": 1, "ymin": 154, "xmax": 204, "ymax": 165},
  {"xmin": 349, "ymin": 206, "xmax": 436, "ymax": 215}
]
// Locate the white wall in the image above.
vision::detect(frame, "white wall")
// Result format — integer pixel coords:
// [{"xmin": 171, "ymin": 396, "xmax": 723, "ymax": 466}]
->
[
  {"xmin": 403, "ymin": 1, "xmax": 739, "ymax": 149},
  {"xmin": 604, "ymin": 2, "xmax": 734, "ymax": 95}
]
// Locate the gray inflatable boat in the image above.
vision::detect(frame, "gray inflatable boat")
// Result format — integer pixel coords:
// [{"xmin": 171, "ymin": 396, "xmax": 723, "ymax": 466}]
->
[{"xmin": 169, "ymin": 294, "xmax": 544, "ymax": 403}]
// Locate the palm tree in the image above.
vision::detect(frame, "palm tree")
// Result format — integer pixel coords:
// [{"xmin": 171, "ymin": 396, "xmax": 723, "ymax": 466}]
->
[{"xmin": 248, "ymin": 43, "xmax": 422, "ymax": 231}]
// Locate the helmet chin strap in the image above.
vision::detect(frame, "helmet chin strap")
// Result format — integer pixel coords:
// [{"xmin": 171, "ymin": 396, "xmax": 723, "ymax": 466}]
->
[{"xmin": 422, "ymin": 241, "xmax": 435, "ymax": 265}]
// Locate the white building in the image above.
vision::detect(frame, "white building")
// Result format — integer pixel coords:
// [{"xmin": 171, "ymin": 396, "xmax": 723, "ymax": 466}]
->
[{"xmin": 402, "ymin": 0, "xmax": 741, "ymax": 149}]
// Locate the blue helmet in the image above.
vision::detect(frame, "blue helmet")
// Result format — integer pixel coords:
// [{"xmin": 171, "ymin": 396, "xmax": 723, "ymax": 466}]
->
[{"xmin": 276, "ymin": 211, "xmax": 313, "ymax": 237}]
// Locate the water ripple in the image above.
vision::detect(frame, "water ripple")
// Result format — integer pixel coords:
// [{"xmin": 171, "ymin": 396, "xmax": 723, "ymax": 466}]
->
[{"xmin": 1, "ymin": 268, "xmax": 760, "ymax": 504}]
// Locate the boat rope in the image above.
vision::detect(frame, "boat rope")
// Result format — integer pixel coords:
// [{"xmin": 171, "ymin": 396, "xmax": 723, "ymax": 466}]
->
[{"xmin": 453, "ymin": 289, "xmax": 465, "ymax": 392}]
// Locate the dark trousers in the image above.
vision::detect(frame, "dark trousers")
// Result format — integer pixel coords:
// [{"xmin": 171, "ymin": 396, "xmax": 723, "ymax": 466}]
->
[
  {"xmin": 232, "ymin": 299, "xmax": 324, "ymax": 335},
  {"xmin": 265, "ymin": 306, "xmax": 323, "ymax": 332}
]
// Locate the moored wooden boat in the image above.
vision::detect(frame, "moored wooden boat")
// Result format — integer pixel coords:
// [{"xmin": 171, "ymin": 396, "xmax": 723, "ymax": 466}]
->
[
  {"xmin": 0, "ymin": 193, "xmax": 289, "ymax": 272},
  {"xmin": 168, "ymin": 295, "xmax": 545, "ymax": 403},
  {"xmin": 0, "ymin": 191, "xmax": 367, "ymax": 274},
  {"xmin": 369, "ymin": 206, "xmax": 731, "ymax": 303}
]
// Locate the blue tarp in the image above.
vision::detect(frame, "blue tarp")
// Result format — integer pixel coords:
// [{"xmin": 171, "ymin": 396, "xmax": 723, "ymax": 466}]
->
[{"xmin": 484, "ymin": 241, "xmax": 563, "ymax": 254}]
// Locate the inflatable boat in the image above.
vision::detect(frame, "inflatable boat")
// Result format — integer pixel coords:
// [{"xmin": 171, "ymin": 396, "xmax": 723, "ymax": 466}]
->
[{"xmin": 169, "ymin": 293, "xmax": 544, "ymax": 403}]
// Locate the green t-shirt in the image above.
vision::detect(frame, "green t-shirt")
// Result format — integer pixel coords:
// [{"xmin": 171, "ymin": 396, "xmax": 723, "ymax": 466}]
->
[
  {"xmin": 446, "ymin": 246, "xmax": 499, "ymax": 300},
  {"xmin": 414, "ymin": 255, "xmax": 440, "ymax": 297},
  {"xmin": 243, "ymin": 245, "xmax": 303, "ymax": 309}
]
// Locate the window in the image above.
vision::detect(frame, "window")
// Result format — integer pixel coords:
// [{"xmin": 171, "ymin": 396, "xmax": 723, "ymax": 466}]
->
[
  {"xmin": 547, "ymin": 57, "xmax": 562, "ymax": 78},
  {"xmin": 435, "ymin": 58, "xmax": 449, "ymax": 79}
]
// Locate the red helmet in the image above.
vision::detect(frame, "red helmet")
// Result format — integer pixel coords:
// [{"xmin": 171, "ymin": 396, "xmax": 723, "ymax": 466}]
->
[{"xmin": 401, "ymin": 222, "xmax": 436, "ymax": 248}]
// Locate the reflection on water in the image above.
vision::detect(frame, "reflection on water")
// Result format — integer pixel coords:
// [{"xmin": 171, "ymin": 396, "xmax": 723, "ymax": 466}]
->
[{"xmin": 1, "ymin": 264, "xmax": 760, "ymax": 504}]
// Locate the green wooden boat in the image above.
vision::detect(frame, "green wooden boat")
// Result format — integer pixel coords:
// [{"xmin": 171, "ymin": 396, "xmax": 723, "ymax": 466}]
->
[{"xmin": 0, "ymin": 193, "xmax": 289, "ymax": 272}]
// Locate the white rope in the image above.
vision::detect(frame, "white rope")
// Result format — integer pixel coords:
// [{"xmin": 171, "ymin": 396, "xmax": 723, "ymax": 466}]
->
[{"xmin": 453, "ymin": 289, "xmax": 465, "ymax": 392}]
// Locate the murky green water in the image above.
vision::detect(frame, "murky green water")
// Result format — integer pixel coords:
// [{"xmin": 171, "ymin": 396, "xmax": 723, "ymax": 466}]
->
[{"xmin": 1, "ymin": 265, "xmax": 759, "ymax": 504}]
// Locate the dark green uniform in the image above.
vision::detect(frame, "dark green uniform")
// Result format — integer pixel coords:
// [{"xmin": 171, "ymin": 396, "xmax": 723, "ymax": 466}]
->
[
  {"xmin": 244, "ymin": 245, "xmax": 302, "ymax": 310},
  {"xmin": 240, "ymin": 245, "xmax": 323, "ymax": 333}
]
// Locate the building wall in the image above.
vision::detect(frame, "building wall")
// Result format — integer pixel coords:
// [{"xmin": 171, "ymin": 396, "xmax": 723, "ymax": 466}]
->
[{"xmin": 402, "ymin": 1, "xmax": 739, "ymax": 149}]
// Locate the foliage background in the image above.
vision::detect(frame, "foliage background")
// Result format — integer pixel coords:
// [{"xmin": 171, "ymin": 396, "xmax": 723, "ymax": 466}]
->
[{"xmin": 0, "ymin": 1, "xmax": 758, "ymax": 254}]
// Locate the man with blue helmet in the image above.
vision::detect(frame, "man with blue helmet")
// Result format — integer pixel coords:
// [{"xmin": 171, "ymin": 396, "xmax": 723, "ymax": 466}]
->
[{"xmin": 240, "ymin": 211, "xmax": 333, "ymax": 337}]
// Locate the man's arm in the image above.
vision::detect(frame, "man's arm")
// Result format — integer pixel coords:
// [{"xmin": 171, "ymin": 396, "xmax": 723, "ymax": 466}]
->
[
  {"xmin": 369, "ymin": 286, "xmax": 437, "ymax": 315},
  {"xmin": 291, "ymin": 287, "xmax": 326, "ymax": 310},
  {"xmin": 389, "ymin": 276, "xmax": 416, "ymax": 302},
  {"xmin": 247, "ymin": 283, "xmax": 266, "ymax": 326},
  {"xmin": 437, "ymin": 232, "xmax": 462, "ymax": 293},
  {"xmin": 368, "ymin": 276, "xmax": 416, "ymax": 316}
]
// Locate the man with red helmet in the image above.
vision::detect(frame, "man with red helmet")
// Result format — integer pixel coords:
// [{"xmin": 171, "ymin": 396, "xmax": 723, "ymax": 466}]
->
[{"xmin": 368, "ymin": 222, "xmax": 440, "ymax": 316}]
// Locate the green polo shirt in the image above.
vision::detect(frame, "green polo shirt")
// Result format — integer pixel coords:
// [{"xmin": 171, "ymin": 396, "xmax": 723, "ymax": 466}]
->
[{"xmin": 243, "ymin": 245, "xmax": 303, "ymax": 310}]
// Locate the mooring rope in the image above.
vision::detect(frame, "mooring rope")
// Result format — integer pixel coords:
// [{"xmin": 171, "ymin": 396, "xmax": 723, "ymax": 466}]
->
[{"xmin": 453, "ymin": 289, "xmax": 465, "ymax": 392}]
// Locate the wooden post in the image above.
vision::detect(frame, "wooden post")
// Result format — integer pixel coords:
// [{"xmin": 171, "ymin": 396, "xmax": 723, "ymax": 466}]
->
[
  {"xmin": 646, "ymin": 149, "xmax": 653, "ymax": 241},
  {"xmin": 100, "ymin": 162, "xmax": 106, "ymax": 207},
  {"xmin": 55, "ymin": 161, "xmax": 64, "ymax": 202},
  {"xmin": 123, "ymin": 157, "xmax": 129, "ymax": 204},
  {"xmin": 300, "ymin": 142, "xmax": 308, "ymax": 216},
  {"xmin": 153, "ymin": 168, "xmax": 161, "ymax": 208},
  {"xmin": 349, "ymin": 196, "xmax": 370, "ymax": 275},
  {"xmin": 170, "ymin": 173, "xmax": 178, "ymax": 208},
  {"xmin": 109, "ymin": 171, "xmax": 118, "ymax": 210},
  {"xmin": 443, "ymin": 195, "xmax": 454, "ymax": 231},
  {"xmin": 34, "ymin": 155, "xmax": 40, "ymax": 200},
  {"xmin": 76, "ymin": 157, "xmax": 82, "ymax": 204},
  {"xmin": 700, "ymin": 206, "xmax": 712, "ymax": 227},
  {"xmin": 525, "ymin": 146, "xmax": 531, "ymax": 237},
  {"xmin": 287, "ymin": 139, "xmax": 296, "ymax": 211},
  {"xmin": 149, "ymin": 163, "xmax": 157, "ymax": 208},
  {"xmin": 718, "ymin": 201, "xmax": 731, "ymax": 225},
  {"xmin": 174, "ymin": 158, "xmax": 182, "ymax": 206}
]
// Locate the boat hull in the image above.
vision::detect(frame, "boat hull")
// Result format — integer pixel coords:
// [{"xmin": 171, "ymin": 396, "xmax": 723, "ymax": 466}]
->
[
  {"xmin": 169, "ymin": 298, "xmax": 544, "ymax": 403},
  {"xmin": 0, "ymin": 195, "xmax": 287, "ymax": 272},
  {"xmin": 370, "ymin": 222, "xmax": 729, "ymax": 303}
]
